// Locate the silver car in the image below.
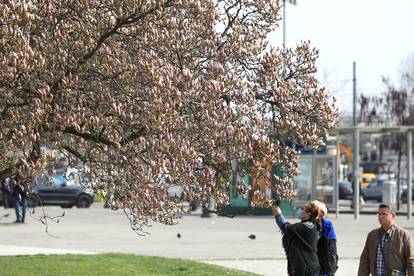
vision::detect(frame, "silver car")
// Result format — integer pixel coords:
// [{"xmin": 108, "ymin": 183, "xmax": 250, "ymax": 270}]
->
[
  {"xmin": 361, "ymin": 179, "xmax": 403, "ymax": 202},
  {"xmin": 361, "ymin": 181, "xmax": 384, "ymax": 202}
]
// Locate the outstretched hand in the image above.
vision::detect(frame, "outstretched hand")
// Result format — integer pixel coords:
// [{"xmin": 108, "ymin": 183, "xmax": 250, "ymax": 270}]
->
[{"xmin": 272, "ymin": 206, "xmax": 281, "ymax": 216}]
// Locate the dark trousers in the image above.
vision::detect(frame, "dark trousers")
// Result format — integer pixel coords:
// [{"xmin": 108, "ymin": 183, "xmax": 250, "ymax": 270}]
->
[
  {"xmin": 2, "ymin": 190, "xmax": 10, "ymax": 208},
  {"xmin": 15, "ymin": 196, "xmax": 28, "ymax": 223}
]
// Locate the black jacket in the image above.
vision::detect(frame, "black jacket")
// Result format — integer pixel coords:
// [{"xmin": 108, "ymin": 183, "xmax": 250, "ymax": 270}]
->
[{"xmin": 280, "ymin": 219, "xmax": 320, "ymax": 276}]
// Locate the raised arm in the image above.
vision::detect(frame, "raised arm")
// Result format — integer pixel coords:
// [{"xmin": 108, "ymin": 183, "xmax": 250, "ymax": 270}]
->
[{"xmin": 272, "ymin": 206, "xmax": 290, "ymax": 233}]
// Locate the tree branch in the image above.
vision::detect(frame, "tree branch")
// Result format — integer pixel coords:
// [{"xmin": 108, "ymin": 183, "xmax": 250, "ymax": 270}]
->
[
  {"xmin": 78, "ymin": 0, "xmax": 174, "ymax": 67},
  {"xmin": 120, "ymin": 125, "xmax": 147, "ymax": 146},
  {"xmin": 60, "ymin": 145, "xmax": 87, "ymax": 163},
  {"xmin": 62, "ymin": 126, "xmax": 117, "ymax": 147}
]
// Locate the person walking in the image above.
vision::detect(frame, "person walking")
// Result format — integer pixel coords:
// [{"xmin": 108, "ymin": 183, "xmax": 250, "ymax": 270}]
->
[
  {"xmin": 1, "ymin": 177, "xmax": 11, "ymax": 208},
  {"xmin": 358, "ymin": 203, "xmax": 414, "ymax": 276},
  {"xmin": 311, "ymin": 200, "xmax": 339, "ymax": 276},
  {"xmin": 272, "ymin": 201, "xmax": 321, "ymax": 276},
  {"xmin": 11, "ymin": 176, "xmax": 28, "ymax": 223}
]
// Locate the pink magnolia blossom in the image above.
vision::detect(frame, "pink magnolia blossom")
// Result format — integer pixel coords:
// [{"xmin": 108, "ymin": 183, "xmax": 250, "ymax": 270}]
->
[{"xmin": 0, "ymin": 0, "xmax": 337, "ymax": 234}]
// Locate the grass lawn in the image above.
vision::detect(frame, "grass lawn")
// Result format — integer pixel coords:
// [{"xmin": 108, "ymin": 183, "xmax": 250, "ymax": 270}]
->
[{"xmin": 0, "ymin": 253, "xmax": 259, "ymax": 276}]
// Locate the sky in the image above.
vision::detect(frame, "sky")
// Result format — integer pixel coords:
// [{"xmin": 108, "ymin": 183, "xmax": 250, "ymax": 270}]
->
[{"xmin": 270, "ymin": 0, "xmax": 414, "ymax": 114}]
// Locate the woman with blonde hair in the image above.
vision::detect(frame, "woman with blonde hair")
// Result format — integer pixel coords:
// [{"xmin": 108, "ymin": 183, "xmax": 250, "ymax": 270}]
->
[{"xmin": 310, "ymin": 200, "xmax": 338, "ymax": 276}]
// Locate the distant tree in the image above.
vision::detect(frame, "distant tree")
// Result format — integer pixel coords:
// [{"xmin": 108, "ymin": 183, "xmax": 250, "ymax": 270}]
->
[
  {"xmin": 358, "ymin": 64, "xmax": 414, "ymax": 208},
  {"xmin": 402, "ymin": 53, "xmax": 414, "ymax": 90},
  {"xmin": 382, "ymin": 79, "xmax": 414, "ymax": 206},
  {"xmin": 0, "ymin": 0, "xmax": 337, "ymax": 233}
]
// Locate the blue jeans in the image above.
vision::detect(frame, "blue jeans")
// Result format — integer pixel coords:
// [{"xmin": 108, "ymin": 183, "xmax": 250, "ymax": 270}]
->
[{"xmin": 15, "ymin": 196, "xmax": 28, "ymax": 223}]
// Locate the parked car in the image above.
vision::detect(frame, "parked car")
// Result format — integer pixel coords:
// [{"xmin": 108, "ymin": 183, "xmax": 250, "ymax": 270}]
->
[
  {"xmin": 360, "ymin": 173, "xmax": 376, "ymax": 188},
  {"xmin": 361, "ymin": 180, "xmax": 383, "ymax": 202},
  {"xmin": 401, "ymin": 187, "xmax": 414, "ymax": 203},
  {"xmin": 361, "ymin": 179, "xmax": 400, "ymax": 202},
  {"xmin": 296, "ymin": 180, "xmax": 352, "ymax": 201},
  {"xmin": 32, "ymin": 175, "xmax": 95, "ymax": 208},
  {"xmin": 339, "ymin": 181, "xmax": 353, "ymax": 199},
  {"xmin": 0, "ymin": 175, "xmax": 95, "ymax": 208}
]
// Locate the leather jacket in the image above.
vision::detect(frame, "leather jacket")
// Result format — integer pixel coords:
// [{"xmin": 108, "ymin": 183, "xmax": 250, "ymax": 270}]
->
[{"xmin": 358, "ymin": 224, "xmax": 414, "ymax": 276}]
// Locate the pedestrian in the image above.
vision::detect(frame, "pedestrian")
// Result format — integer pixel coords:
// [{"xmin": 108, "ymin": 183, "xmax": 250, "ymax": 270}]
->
[
  {"xmin": 272, "ymin": 201, "xmax": 321, "ymax": 276},
  {"xmin": 358, "ymin": 203, "xmax": 414, "ymax": 276},
  {"xmin": 1, "ymin": 177, "xmax": 11, "ymax": 208},
  {"xmin": 11, "ymin": 176, "xmax": 28, "ymax": 223},
  {"xmin": 311, "ymin": 200, "xmax": 339, "ymax": 276}
]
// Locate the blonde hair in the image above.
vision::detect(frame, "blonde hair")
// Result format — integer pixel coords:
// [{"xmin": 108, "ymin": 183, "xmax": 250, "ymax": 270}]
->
[{"xmin": 310, "ymin": 200, "xmax": 327, "ymax": 218}]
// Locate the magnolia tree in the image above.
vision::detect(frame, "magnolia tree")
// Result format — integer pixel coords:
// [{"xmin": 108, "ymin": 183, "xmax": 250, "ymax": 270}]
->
[{"xmin": 0, "ymin": 0, "xmax": 337, "ymax": 233}]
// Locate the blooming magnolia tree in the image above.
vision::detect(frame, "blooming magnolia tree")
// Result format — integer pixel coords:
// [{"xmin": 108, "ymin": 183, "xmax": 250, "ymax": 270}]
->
[{"xmin": 0, "ymin": 0, "xmax": 337, "ymax": 233}]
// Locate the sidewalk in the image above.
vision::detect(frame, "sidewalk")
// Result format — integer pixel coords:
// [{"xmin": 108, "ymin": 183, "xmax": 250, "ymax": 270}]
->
[
  {"xmin": 1, "ymin": 204, "xmax": 413, "ymax": 276},
  {"xmin": 0, "ymin": 245, "xmax": 94, "ymax": 256}
]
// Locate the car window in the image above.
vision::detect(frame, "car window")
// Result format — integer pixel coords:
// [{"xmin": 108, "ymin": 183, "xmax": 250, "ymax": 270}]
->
[
  {"xmin": 35, "ymin": 175, "xmax": 50, "ymax": 187},
  {"xmin": 52, "ymin": 176, "xmax": 67, "ymax": 187}
]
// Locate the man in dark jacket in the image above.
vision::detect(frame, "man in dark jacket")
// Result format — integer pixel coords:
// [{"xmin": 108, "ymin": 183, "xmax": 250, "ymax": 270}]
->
[
  {"xmin": 358, "ymin": 203, "xmax": 414, "ymax": 276},
  {"xmin": 11, "ymin": 176, "xmax": 28, "ymax": 223}
]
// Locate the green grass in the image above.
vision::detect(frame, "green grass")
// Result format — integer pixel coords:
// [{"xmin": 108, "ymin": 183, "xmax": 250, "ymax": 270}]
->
[{"xmin": 0, "ymin": 253, "xmax": 258, "ymax": 276}]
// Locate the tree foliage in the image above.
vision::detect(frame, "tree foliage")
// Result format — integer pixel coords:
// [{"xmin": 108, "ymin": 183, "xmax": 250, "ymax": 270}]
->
[
  {"xmin": 0, "ymin": 0, "xmax": 337, "ymax": 233},
  {"xmin": 358, "ymin": 78, "xmax": 414, "ymax": 126},
  {"xmin": 357, "ymin": 58, "xmax": 414, "ymax": 209}
]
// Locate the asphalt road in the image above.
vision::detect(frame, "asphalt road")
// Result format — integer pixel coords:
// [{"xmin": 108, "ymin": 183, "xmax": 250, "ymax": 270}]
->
[{"xmin": 1, "ymin": 203, "xmax": 414, "ymax": 275}]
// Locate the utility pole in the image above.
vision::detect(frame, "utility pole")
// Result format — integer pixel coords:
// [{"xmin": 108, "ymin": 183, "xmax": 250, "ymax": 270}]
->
[
  {"xmin": 353, "ymin": 62, "xmax": 357, "ymax": 126},
  {"xmin": 407, "ymin": 131, "xmax": 412, "ymax": 220},
  {"xmin": 352, "ymin": 62, "xmax": 360, "ymax": 219}
]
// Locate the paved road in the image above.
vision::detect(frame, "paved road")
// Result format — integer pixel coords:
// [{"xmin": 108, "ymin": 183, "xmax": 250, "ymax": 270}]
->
[{"xmin": 1, "ymin": 203, "xmax": 413, "ymax": 275}]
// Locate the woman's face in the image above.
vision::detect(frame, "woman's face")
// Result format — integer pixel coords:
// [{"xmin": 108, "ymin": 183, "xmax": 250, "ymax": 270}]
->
[{"xmin": 300, "ymin": 205, "xmax": 311, "ymax": 220}]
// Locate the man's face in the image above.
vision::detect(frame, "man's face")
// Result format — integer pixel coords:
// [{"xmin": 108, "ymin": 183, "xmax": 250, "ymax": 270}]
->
[{"xmin": 377, "ymin": 207, "xmax": 395, "ymax": 228}]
